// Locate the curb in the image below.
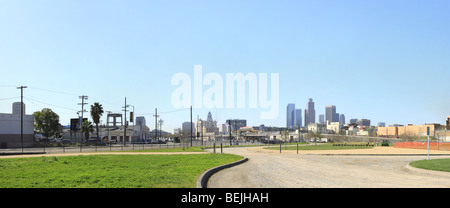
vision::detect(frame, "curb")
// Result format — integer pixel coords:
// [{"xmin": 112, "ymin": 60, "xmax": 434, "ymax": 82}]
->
[
  {"xmin": 405, "ymin": 163, "xmax": 450, "ymax": 177},
  {"xmin": 196, "ymin": 157, "xmax": 249, "ymax": 188}
]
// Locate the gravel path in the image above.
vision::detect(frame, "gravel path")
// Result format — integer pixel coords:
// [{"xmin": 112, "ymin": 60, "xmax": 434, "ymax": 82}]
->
[{"xmin": 207, "ymin": 146, "xmax": 450, "ymax": 188}]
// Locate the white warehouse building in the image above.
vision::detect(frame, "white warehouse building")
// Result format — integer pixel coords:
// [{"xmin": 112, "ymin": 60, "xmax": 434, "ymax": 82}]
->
[{"xmin": 0, "ymin": 102, "xmax": 34, "ymax": 148}]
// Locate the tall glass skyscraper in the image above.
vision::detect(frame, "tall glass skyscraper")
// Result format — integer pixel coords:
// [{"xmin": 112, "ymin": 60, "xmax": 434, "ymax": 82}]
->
[
  {"xmin": 304, "ymin": 98, "xmax": 315, "ymax": 126},
  {"xmin": 325, "ymin": 105, "xmax": 337, "ymax": 123},
  {"xmin": 295, "ymin": 109, "xmax": 302, "ymax": 128},
  {"xmin": 286, "ymin": 103, "xmax": 295, "ymax": 129}
]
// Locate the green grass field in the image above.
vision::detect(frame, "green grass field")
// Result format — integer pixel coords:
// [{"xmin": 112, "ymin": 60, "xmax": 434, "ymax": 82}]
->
[
  {"xmin": 265, "ymin": 143, "xmax": 374, "ymax": 151},
  {"xmin": 0, "ymin": 153, "xmax": 243, "ymax": 188},
  {"xmin": 410, "ymin": 158, "xmax": 450, "ymax": 173},
  {"xmin": 127, "ymin": 146, "xmax": 206, "ymax": 152}
]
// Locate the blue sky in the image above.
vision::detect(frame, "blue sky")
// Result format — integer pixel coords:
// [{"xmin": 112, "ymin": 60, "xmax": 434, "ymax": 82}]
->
[{"xmin": 1, "ymin": 0, "xmax": 449, "ymax": 131}]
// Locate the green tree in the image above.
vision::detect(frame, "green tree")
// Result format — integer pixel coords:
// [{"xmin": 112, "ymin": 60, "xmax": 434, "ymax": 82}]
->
[
  {"xmin": 33, "ymin": 108, "xmax": 60, "ymax": 140},
  {"xmin": 90, "ymin": 102, "xmax": 104, "ymax": 143},
  {"xmin": 81, "ymin": 120, "xmax": 94, "ymax": 142}
]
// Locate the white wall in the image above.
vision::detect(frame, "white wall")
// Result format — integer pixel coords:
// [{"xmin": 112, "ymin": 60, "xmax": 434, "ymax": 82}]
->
[{"xmin": 0, "ymin": 114, "xmax": 34, "ymax": 135}]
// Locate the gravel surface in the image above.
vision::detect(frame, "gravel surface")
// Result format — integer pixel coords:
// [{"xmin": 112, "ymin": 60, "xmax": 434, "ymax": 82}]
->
[{"xmin": 207, "ymin": 146, "xmax": 450, "ymax": 188}]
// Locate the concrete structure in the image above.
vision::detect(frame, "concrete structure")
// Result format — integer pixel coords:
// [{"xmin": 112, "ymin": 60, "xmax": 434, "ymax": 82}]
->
[
  {"xmin": 0, "ymin": 102, "xmax": 34, "ymax": 148},
  {"xmin": 107, "ymin": 113, "xmax": 123, "ymax": 128}
]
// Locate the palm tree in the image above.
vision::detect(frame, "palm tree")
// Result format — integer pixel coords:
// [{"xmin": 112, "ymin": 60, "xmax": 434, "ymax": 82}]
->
[
  {"xmin": 90, "ymin": 102, "xmax": 104, "ymax": 143},
  {"xmin": 81, "ymin": 120, "xmax": 94, "ymax": 143}
]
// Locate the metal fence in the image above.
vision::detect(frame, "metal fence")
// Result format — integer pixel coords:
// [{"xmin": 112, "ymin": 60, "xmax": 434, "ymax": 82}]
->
[{"xmin": 0, "ymin": 139, "xmax": 263, "ymax": 155}]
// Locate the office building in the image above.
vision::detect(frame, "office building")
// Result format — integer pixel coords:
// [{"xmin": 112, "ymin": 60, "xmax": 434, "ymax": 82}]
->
[
  {"xmin": 286, "ymin": 104, "xmax": 295, "ymax": 129},
  {"xmin": 356, "ymin": 119, "xmax": 371, "ymax": 126},
  {"xmin": 325, "ymin": 105, "xmax": 337, "ymax": 123},
  {"xmin": 182, "ymin": 122, "xmax": 195, "ymax": 134},
  {"xmin": 339, "ymin": 114, "xmax": 346, "ymax": 126},
  {"xmin": 304, "ymin": 98, "xmax": 315, "ymax": 126},
  {"xmin": 295, "ymin": 109, "xmax": 302, "ymax": 128},
  {"xmin": 319, "ymin": 114, "xmax": 325, "ymax": 124},
  {"xmin": 135, "ymin": 116, "xmax": 146, "ymax": 127},
  {"xmin": 226, "ymin": 119, "xmax": 247, "ymax": 132}
]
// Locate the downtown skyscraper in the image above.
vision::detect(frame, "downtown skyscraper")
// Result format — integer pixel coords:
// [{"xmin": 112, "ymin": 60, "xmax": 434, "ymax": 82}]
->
[
  {"xmin": 286, "ymin": 103, "xmax": 302, "ymax": 129},
  {"xmin": 286, "ymin": 103, "xmax": 295, "ymax": 129},
  {"xmin": 304, "ymin": 98, "xmax": 315, "ymax": 127},
  {"xmin": 325, "ymin": 105, "xmax": 337, "ymax": 123}
]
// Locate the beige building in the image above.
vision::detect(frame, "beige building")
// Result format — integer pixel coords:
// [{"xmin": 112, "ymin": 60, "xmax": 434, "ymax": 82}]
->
[
  {"xmin": 377, "ymin": 124, "xmax": 440, "ymax": 138},
  {"xmin": 197, "ymin": 112, "xmax": 219, "ymax": 139},
  {"xmin": 326, "ymin": 121, "xmax": 341, "ymax": 134}
]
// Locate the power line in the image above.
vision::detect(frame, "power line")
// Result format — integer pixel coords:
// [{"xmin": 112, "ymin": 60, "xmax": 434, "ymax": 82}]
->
[
  {"xmin": 24, "ymin": 96, "xmax": 79, "ymax": 111},
  {"xmin": 136, "ymin": 108, "xmax": 190, "ymax": 115},
  {"xmin": 0, "ymin": 97, "xmax": 20, "ymax": 101},
  {"xmin": 27, "ymin": 86, "xmax": 79, "ymax": 96}
]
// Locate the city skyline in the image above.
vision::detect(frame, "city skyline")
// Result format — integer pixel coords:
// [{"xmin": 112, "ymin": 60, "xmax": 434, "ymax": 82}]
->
[{"xmin": 1, "ymin": 1, "xmax": 450, "ymax": 131}]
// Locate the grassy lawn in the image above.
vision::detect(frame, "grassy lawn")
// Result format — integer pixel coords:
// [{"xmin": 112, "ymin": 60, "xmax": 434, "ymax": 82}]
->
[
  {"xmin": 265, "ymin": 143, "xmax": 374, "ymax": 151},
  {"xmin": 410, "ymin": 158, "xmax": 450, "ymax": 173},
  {"xmin": 0, "ymin": 153, "xmax": 243, "ymax": 188},
  {"xmin": 127, "ymin": 146, "xmax": 206, "ymax": 152}
]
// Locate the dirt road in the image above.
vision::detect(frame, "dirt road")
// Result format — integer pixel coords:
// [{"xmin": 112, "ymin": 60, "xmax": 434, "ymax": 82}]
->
[{"xmin": 207, "ymin": 146, "xmax": 450, "ymax": 188}]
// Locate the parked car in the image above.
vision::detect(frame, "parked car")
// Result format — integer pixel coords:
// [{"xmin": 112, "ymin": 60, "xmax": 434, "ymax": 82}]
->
[
  {"xmin": 86, "ymin": 139, "xmax": 106, "ymax": 146},
  {"xmin": 61, "ymin": 139, "xmax": 73, "ymax": 144}
]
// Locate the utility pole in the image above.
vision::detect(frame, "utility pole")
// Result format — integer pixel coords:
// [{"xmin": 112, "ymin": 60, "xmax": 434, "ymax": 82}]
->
[
  {"xmin": 190, "ymin": 105, "xmax": 193, "ymax": 147},
  {"xmin": 78, "ymin": 95, "xmax": 88, "ymax": 130},
  {"xmin": 122, "ymin": 97, "xmax": 127, "ymax": 147},
  {"xmin": 196, "ymin": 115, "xmax": 199, "ymax": 145},
  {"xmin": 153, "ymin": 108, "xmax": 159, "ymax": 143},
  {"xmin": 201, "ymin": 119, "xmax": 203, "ymax": 146},
  {"xmin": 17, "ymin": 86, "xmax": 27, "ymax": 153},
  {"xmin": 229, "ymin": 119, "xmax": 232, "ymax": 146},
  {"xmin": 427, "ymin": 126, "xmax": 430, "ymax": 160}
]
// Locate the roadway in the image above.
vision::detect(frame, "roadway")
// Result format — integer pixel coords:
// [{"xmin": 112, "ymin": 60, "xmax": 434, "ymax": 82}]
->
[{"xmin": 206, "ymin": 146, "xmax": 450, "ymax": 188}]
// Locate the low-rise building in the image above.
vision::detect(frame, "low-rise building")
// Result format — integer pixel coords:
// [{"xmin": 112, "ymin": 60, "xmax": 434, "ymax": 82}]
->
[
  {"xmin": 307, "ymin": 123, "xmax": 326, "ymax": 134},
  {"xmin": 377, "ymin": 124, "xmax": 440, "ymax": 138},
  {"xmin": 326, "ymin": 121, "xmax": 341, "ymax": 134},
  {"xmin": 0, "ymin": 102, "xmax": 34, "ymax": 148}
]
